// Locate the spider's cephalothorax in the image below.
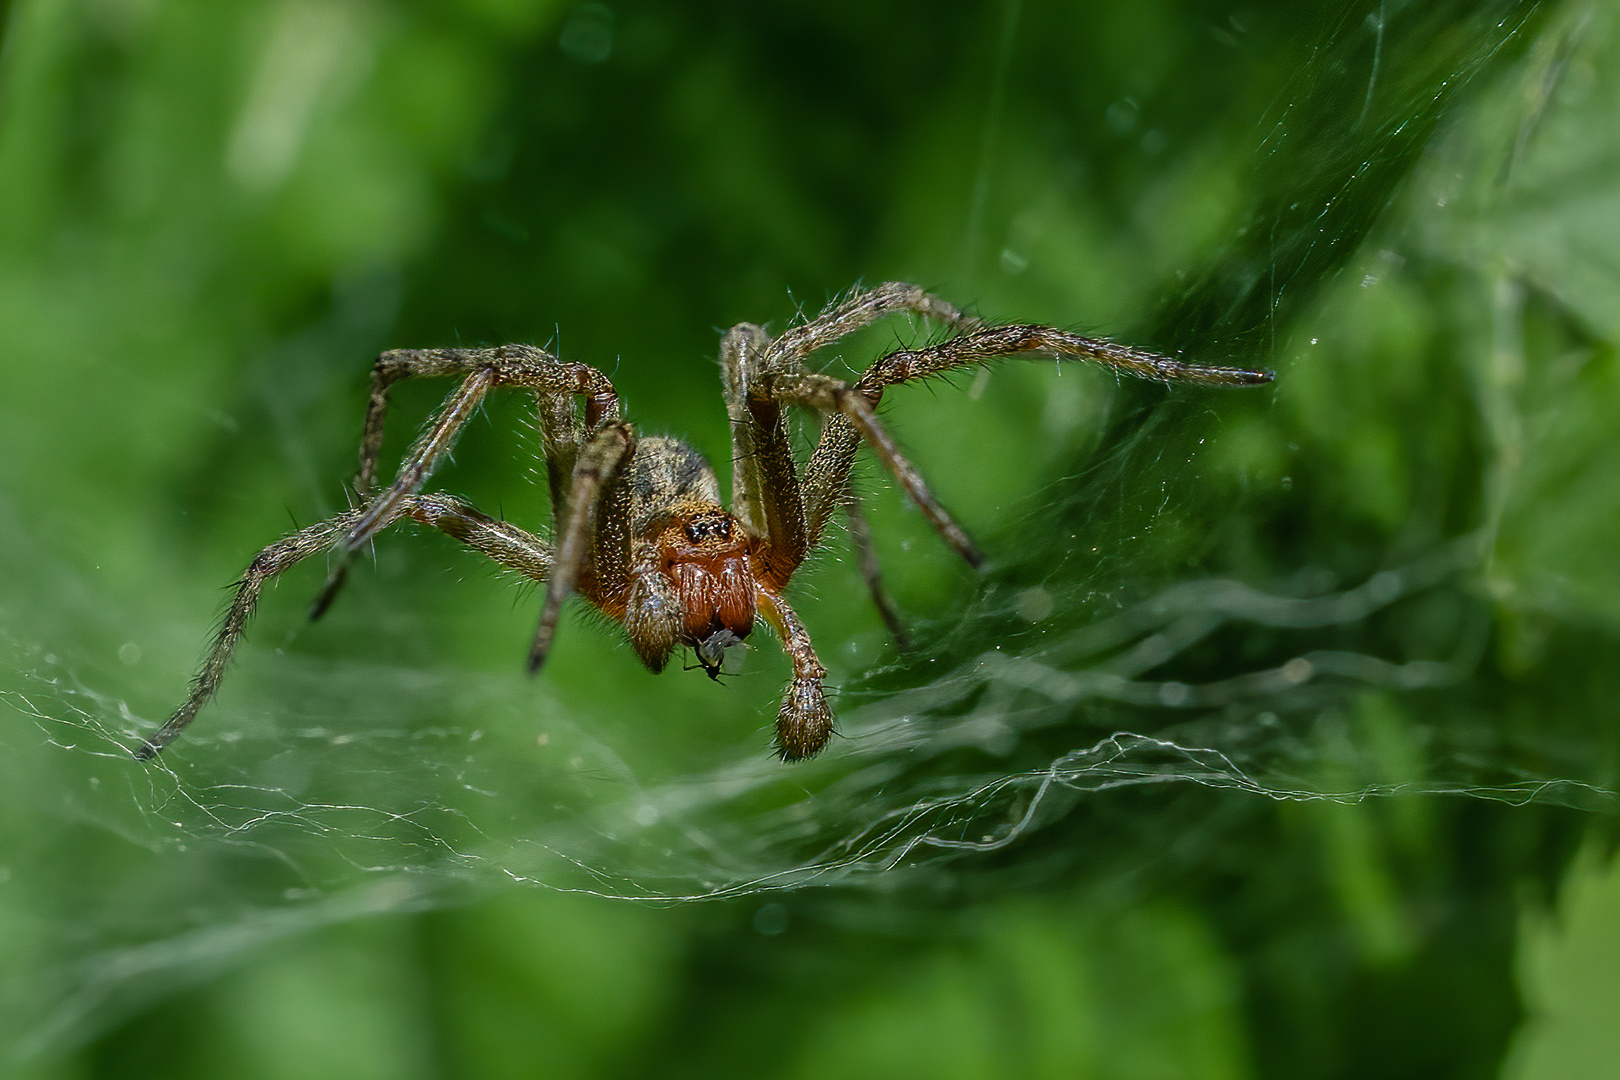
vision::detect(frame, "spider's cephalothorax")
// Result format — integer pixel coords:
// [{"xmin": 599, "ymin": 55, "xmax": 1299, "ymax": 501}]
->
[{"xmin": 137, "ymin": 283, "xmax": 1271, "ymax": 763}]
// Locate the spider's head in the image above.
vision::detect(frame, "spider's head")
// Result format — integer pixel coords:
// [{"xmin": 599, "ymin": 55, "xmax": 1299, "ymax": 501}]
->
[{"xmin": 623, "ymin": 503, "xmax": 757, "ymax": 675}]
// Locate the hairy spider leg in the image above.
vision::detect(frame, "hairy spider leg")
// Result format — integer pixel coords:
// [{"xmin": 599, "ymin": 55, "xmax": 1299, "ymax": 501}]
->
[
  {"xmin": 312, "ymin": 346, "xmax": 621, "ymax": 619},
  {"xmin": 762, "ymin": 281, "xmax": 979, "ymax": 366},
  {"xmin": 355, "ymin": 344, "xmax": 620, "ymax": 492},
  {"xmin": 718, "ymin": 322, "xmax": 773, "ymax": 540},
  {"xmin": 760, "ymin": 282, "xmax": 977, "ymax": 552},
  {"xmin": 723, "ymin": 283, "xmax": 977, "ymax": 540},
  {"xmin": 311, "ymin": 369, "xmax": 495, "ymax": 618},
  {"xmin": 135, "ymin": 494, "xmax": 552, "ymax": 759},
  {"xmin": 719, "ymin": 324, "xmax": 803, "ymax": 580},
  {"xmin": 720, "ymin": 282, "xmax": 979, "ymax": 594},
  {"xmin": 779, "ymin": 322, "xmax": 1278, "ymax": 574},
  {"xmin": 528, "ymin": 420, "xmax": 634, "ymax": 674},
  {"xmin": 764, "ymin": 368, "xmax": 988, "ymax": 568},
  {"xmin": 716, "ymin": 283, "xmax": 985, "ymax": 645}
]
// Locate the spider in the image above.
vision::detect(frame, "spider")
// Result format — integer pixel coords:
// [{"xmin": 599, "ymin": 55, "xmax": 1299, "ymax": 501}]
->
[{"xmin": 135, "ymin": 282, "xmax": 1271, "ymax": 763}]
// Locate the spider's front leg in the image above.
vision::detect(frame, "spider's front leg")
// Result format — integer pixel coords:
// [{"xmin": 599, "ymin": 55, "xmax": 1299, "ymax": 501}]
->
[
  {"xmin": 722, "ymin": 282, "xmax": 978, "ymax": 587},
  {"xmin": 717, "ymin": 284, "xmax": 978, "ymax": 752},
  {"xmin": 787, "ymin": 321, "xmax": 1276, "ymax": 571},
  {"xmin": 769, "ymin": 368, "xmax": 987, "ymax": 567},
  {"xmin": 311, "ymin": 344, "xmax": 619, "ymax": 619}
]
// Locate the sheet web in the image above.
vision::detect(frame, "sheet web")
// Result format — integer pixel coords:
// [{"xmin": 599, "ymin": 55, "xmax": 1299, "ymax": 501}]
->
[
  {"xmin": 5, "ymin": 0, "xmax": 1617, "ymax": 1058},
  {"xmin": 7, "ymin": 494, "xmax": 1614, "ymax": 1054},
  {"xmin": 14, "ymin": 501, "xmax": 1612, "ymax": 900}
]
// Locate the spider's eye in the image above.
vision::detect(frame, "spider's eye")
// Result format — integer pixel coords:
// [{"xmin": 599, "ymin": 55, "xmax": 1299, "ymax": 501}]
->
[{"xmin": 684, "ymin": 516, "xmax": 731, "ymax": 543}]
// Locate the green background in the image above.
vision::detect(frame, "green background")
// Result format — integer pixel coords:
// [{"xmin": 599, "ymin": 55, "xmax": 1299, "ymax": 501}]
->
[{"xmin": 2, "ymin": 0, "xmax": 1619, "ymax": 1077}]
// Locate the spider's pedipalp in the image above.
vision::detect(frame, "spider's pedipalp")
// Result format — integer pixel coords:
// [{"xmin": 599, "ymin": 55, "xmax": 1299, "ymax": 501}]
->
[
  {"xmin": 757, "ymin": 589, "xmax": 833, "ymax": 761},
  {"xmin": 777, "ymin": 675, "xmax": 833, "ymax": 763},
  {"xmin": 623, "ymin": 570, "xmax": 681, "ymax": 672}
]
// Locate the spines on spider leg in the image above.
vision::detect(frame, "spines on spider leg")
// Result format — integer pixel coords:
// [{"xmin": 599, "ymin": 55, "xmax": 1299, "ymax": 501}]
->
[
  {"xmin": 766, "ymin": 281, "xmax": 981, "ymax": 361},
  {"xmin": 860, "ymin": 324, "xmax": 1275, "ymax": 389},
  {"xmin": 356, "ymin": 357, "xmax": 403, "ymax": 493},
  {"xmin": 406, "ymin": 492, "xmax": 555, "ymax": 582},
  {"xmin": 1022, "ymin": 328, "xmax": 1276, "ymax": 386}
]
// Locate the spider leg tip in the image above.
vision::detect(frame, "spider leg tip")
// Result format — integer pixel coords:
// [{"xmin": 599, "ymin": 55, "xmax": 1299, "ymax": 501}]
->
[{"xmin": 308, "ymin": 566, "xmax": 349, "ymax": 621}]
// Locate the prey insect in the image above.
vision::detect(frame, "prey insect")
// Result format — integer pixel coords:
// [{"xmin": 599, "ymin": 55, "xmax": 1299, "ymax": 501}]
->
[{"xmin": 136, "ymin": 282, "xmax": 1271, "ymax": 762}]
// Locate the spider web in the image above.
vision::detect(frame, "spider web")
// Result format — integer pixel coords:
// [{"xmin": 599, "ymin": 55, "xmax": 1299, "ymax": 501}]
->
[
  {"xmin": 10, "ymin": 530, "xmax": 1607, "ymax": 1057},
  {"xmin": 5, "ymin": 0, "xmax": 1619, "ymax": 1062}
]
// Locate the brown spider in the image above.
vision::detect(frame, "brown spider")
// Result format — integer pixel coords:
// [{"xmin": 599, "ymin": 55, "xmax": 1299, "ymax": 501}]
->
[{"xmin": 135, "ymin": 282, "xmax": 1271, "ymax": 763}]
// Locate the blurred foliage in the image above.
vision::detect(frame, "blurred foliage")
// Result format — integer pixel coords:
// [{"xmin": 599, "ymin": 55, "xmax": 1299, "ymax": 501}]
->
[{"xmin": 2, "ymin": 0, "xmax": 1619, "ymax": 1078}]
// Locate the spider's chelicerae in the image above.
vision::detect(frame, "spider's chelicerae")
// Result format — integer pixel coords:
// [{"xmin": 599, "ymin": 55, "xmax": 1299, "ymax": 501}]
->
[{"xmin": 136, "ymin": 282, "xmax": 1271, "ymax": 763}]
